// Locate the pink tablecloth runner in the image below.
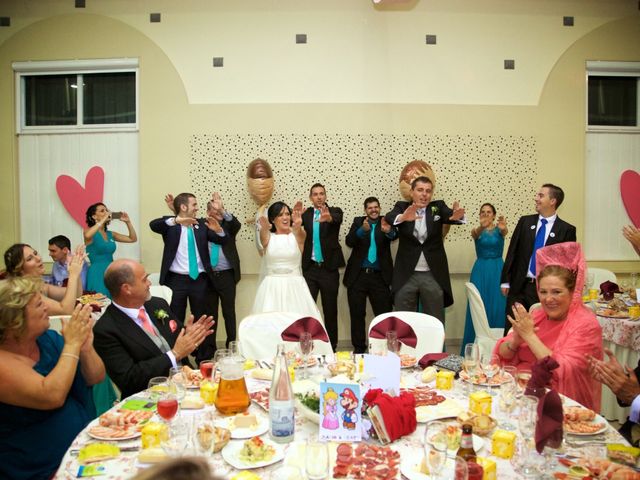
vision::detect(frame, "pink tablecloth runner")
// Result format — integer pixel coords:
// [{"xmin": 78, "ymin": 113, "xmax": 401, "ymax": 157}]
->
[{"xmin": 598, "ymin": 314, "xmax": 640, "ymax": 351}]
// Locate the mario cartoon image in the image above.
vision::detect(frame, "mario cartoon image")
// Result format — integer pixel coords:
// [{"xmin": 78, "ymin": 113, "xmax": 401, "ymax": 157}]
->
[{"xmin": 340, "ymin": 387, "xmax": 359, "ymax": 430}]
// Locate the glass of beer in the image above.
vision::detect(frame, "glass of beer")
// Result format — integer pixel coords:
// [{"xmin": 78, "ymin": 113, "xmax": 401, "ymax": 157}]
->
[{"xmin": 214, "ymin": 354, "xmax": 250, "ymax": 415}]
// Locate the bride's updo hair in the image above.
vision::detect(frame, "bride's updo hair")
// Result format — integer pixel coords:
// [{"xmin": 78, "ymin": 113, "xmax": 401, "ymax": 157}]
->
[{"xmin": 267, "ymin": 201, "xmax": 292, "ymax": 233}]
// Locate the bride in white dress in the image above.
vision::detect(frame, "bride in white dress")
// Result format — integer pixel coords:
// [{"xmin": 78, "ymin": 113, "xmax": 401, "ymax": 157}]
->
[{"xmin": 252, "ymin": 201, "xmax": 322, "ymax": 319}]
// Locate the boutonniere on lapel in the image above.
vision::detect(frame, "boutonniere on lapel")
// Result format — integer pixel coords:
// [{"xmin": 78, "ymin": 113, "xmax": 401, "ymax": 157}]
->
[
  {"xmin": 169, "ymin": 320, "xmax": 178, "ymax": 333},
  {"xmin": 431, "ymin": 206, "xmax": 440, "ymax": 222},
  {"xmin": 154, "ymin": 309, "xmax": 169, "ymax": 324}
]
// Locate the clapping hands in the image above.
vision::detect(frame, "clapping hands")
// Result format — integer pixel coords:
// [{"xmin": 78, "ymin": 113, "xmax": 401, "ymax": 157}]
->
[
  {"xmin": 449, "ymin": 201, "xmax": 465, "ymax": 222},
  {"xmin": 587, "ymin": 348, "xmax": 640, "ymax": 404}
]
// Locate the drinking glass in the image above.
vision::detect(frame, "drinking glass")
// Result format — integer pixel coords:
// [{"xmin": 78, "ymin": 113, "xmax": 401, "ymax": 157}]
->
[
  {"xmin": 199, "ymin": 360, "xmax": 214, "ymax": 381},
  {"xmin": 515, "ymin": 367, "xmax": 532, "ymax": 397},
  {"xmin": 424, "ymin": 421, "xmax": 448, "ymax": 479},
  {"xmin": 213, "ymin": 348, "xmax": 231, "ymax": 377},
  {"xmin": 168, "ymin": 367, "xmax": 187, "ymax": 401},
  {"xmin": 229, "ymin": 340, "xmax": 240, "ymax": 357},
  {"xmin": 497, "ymin": 373, "xmax": 517, "ymax": 430},
  {"xmin": 271, "ymin": 465, "xmax": 304, "ymax": 480},
  {"xmin": 518, "ymin": 395, "xmax": 539, "ymax": 477},
  {"xmin": 630, "ymin": 272, "xmax": 638, "ymax": 289},
  {"xmin": 147, "ymin": 376, "xmax": 169, "ymax": 402},
  {"xmin": 305, "ymin": 436, "xmax": 329, "ymax": 480},
  {"xmin": 621, "ymin": 279, "xmax": 631, "ymax": 296},
  {"xmin": 157, "ymin": 392, "xmax": 180, "ymax": 422},
  {"xmin": 161, "ymin": 419, "xmax": 190, "ymax": 457},
  {"xmin": 300, "ymin": 332, "xmax": 314, "ymax": 379},
  {"xmin": 463, "ymin": 343, "xmax": 480, "ymax": 393},
  {"xmin": 454, "ymin": 456, "xmax": 468, "ymax": 480},
  {"xmin": 481, "ymin": 354, "xmax": 501, "ymax": 394},
  {"xmin": 386, "ymin": 330, "xmax": 400, "ymax": 355},
  {"xmin": 586, "ymin": 272, "xmax": 595, "ymax": 291}
]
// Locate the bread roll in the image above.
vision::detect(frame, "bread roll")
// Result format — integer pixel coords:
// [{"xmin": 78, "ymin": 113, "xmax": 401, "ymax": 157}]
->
[
  {"xmin": 421, "ymin": 366, "xmax": 437, "ymax": 383},
  {"xmin": 181, "ymin": 396, "xmax": 205, "ymax": 409},
  {"xmin": 137, "ymin": 448, "xmax": 168, "ymax": 464}
]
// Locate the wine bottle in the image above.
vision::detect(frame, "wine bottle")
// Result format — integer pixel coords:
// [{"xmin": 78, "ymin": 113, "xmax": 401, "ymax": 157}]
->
[
  {"xmin": 456, "ymin": 423, "xmax": 477, "ymax": 462},
  {"xmin": 269, "ymin": 344, "xmax": 295, "ymax": 443}
]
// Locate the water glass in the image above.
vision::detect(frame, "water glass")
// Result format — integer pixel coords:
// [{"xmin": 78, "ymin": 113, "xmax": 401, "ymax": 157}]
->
[
  {"xmin": 161, "ymin": 419, "xmax": 190, "ymax": 457},
  {"xmin": 300, "ymin": 332, "xmax": 314, "ymax": 379},
  {"xmin": 147, "ymin": 376, "xmax": 169, "ymax": 402},
  {"xmin": 481, "ymin": 354, "xmax": 501, "ymax": 394},
  {"xmin": 515, "ymin": 367, "xmax": 532, "ymax": 397},
  {"xmin": 518, "ymin": 395, "xmax": 539, "ymax": 476},
  {"xmin": 271, "ymin": 465, "xmax": 304, "ymax": 480},
  {"xmin": 228, "ymin": 340, "xmax": 240, "ymax": 357},
  {"xmin": 305, "ymin": 436, "xmax": 329, "ymax": 480},
  {"xmin": 168, "ymin": 367, "xmax": 187, "ymax": 401},
  {"xmin": 424, "ymin": 421, "xmax": 448, "ymax": 479},
  {"xmin": 498, "ymin": 373, "xmax": 517, "ymax": 430}
]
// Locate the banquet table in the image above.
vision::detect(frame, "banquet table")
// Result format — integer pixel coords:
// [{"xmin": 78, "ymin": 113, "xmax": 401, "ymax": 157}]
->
[
  {"xmin": 598, "ymin": 313, "xmax": 640, "ymax": 423},
  {"xmin": 54, "ymin": 362, "xmax": 627, "ymax": 480}
]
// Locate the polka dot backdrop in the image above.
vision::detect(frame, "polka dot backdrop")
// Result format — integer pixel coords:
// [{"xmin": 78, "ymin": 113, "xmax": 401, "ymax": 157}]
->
[{"xmin": 189, "ymin": 134, "xmax": 537, "ymax": 259}]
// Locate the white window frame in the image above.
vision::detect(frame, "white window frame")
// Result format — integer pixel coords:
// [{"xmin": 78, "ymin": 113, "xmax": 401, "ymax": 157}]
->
[
  {"xmin": 13, "ymin": 58, "xmax": 139, "ymax": 134},
  {"xmin": 586, "ymin": 60, "xmax": 640, "ymax": 134}
]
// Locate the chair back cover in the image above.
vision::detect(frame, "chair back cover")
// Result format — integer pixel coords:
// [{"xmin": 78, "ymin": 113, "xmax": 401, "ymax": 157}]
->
[
  {"xmin": 465, "ymin": 282, "xmax": 502, "ymax": 359},
  {"xmin": 587, "ymin": 268, "xmax": 617, "ymax": 289},
  {"xmin": 368, "ymin": 311, "xmax": 444, "ymax": 358},
  {"xmin": 238, "ymin": 311, "xmax": 333, "ymax": 360},
  {"xmin": 150, "ymin": 285, "xmax": 173, "ymax": 305}
]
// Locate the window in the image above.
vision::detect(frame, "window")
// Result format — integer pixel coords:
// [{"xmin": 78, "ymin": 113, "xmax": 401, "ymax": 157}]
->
[
  {"xmin": 587, "ymin": 61, "xmax": 640, "ymax": 132},
  {"xmin": 14, "ymin": 58, "xmax": 138, "ymax": 133}
]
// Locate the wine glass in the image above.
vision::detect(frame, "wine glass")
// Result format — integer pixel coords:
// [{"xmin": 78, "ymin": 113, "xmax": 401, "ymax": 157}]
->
[
  {"xmin": 517, "ymin": 395, "xmax": 539, "ymax": 477},
  {"xmin": 300, "ymin": 332, "xmax": 313, "ymax": 379},
  {"xmin": 147, "ymin": 376, "xmax": 169, "ymax": 402},
  {"xmin": 424, "ymin": 421, "xmax": 448, "ymax": 479},
  {"xmin": 199, "ymin": 360, "xmax": 214, "ymax": 381},
  {"xmin": 481, "ymin": 354, "xmax": 501, "ymax": 394},
  {"xmin": 515, "ymin": 367, "xmax": 532, "ymax": 397},
  {"xmin": 168, "ymin": 367, "xmax": 187, "ymax": 401},
  {"xmin": 463, "ymin": 343, "xmax": 480, "ymax": 393},
  {"xmin": 157, "ymin": 391, "xmax": 180, "ymax": 423},
  {"xmin": 161, "ymin": 418, "xmax": 190, "ymax": 457},
  {"xmin": 498, "ymin": 372, "xmax": 517, "ymax": 430},
  {"xmin": 386, "ymin": 330, "xmax": 400, "ymax": 355}
]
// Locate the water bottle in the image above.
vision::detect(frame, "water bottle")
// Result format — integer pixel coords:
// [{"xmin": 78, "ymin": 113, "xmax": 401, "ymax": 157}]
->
[{"xmin": 269, "ymin": 344, "xmax": 295, "ymax": 443}]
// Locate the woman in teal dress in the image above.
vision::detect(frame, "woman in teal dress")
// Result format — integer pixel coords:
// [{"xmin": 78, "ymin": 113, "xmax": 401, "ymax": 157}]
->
[
  {"xmin": 84, "ymin": 203, "xmax": 137, "ymax": 297},
  {"xmin": 461, "ymin": 203, "xmax": 508, "ymax": 352},
  {"xmin": 84, "ymin": 202, "xmax": 137, "ymax": 414}
]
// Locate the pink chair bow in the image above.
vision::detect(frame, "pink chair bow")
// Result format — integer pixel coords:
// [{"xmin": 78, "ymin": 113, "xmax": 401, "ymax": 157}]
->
[
  {"xmin": 369, "ymin": 316, "xmax": 417, "ymax": 348},
  {"xmin": 280, "ymin": 317, "xmax": 329, "ymax": 343}
]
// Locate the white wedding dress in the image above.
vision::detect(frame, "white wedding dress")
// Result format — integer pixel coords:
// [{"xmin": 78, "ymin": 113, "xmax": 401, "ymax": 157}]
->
[{"xmin": 251, "ymin": 233, "xmax": 322, "ymax": 319}]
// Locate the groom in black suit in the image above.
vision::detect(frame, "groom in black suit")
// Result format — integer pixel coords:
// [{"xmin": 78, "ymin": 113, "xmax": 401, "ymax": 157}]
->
[
  {"xmin": 344, "ymin": 197, "xmax": 397, "ymax": 353},
  {"xmin": 93, "ymin": 259, "xmax": 214, "ymax": 399},
  {"xmin": 501, "ymin": 183, "xmax": 576, "ymax": 334},
  {"xmin": 384, "ymin": 176, "xmax": 465, "ymax": 323},
  {"xmin": 150, "ymin": 192, "xmax": 226, "ymax": 362}
]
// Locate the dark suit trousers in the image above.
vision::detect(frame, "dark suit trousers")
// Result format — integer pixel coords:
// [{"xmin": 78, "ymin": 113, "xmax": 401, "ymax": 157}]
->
[
  {"xmin": 504, "ymin": 280, "xmax": 539, "ymax": 335},
  {"xmin": 347, "ymin": 270, "xmax": 392, "ymax": 354},
  {"xmin": 304, "ymin": 264, "xmax": 339, "ymax": 350},
  {"xmin": 209, "ymin": 269, "xmax": 237, "ymax": 347},
  {"xmin": 165, "ymin": 271, "xmax": 216, "ymax": 363}
]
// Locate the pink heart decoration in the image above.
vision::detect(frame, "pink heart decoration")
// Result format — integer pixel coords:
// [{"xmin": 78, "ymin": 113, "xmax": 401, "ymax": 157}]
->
[
  {"xmin": 56, "ymin": 166, "xmax": 104, "ymax": 228},
  {"xmin": 620, "ymin": 170, "xmax": 640, "ymax": 228}
]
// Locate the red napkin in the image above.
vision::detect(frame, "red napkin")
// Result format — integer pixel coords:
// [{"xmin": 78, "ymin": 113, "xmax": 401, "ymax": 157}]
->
[
  {"xmin": 363, "ymin": 388, "xmax": 417, "ymax": 442},
  {"xmin": 280, "ymin": 316, "xmax": 329, "ymax": 343},
  {"xmin": 369, "ymin": 316, "xmax": 417, "ymax": 348},
  {"xmin": 600, "ymin": 280, "xmax": 621, "ymax": 301},
  {"xmin": 418, "ymin": 352, "xmax": 448, "ymax": 369},
  {"xmin": 526, "ymin": 356, "xmax": 563, "ymax": 454}
]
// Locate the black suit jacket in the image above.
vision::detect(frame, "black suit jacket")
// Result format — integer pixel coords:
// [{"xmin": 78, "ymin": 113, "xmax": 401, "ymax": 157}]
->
[
  {"xmin": 215, "ymin": 215, "xmax": 242, "ymax": 284},
  {"xmin": 149, "ymin": 216, "xmax": 227, "ymax": 285},
  {"xmin": 301, "ymin": 206, "xmax": 346, "ymax": 271},
  {"xmin": 384, "ymin": 200, "xmax": 461, "ymax": 307},
  {"xmin": 94, "ymin": 297, "xmax": 186, "ymax": 399},
  {"xmin": 501, "ymin": 214, "xmax": 576, "ymax": 294},
  {"xmin": 343, "ymin": 216, "xmax": 396, "ymax": 288}
]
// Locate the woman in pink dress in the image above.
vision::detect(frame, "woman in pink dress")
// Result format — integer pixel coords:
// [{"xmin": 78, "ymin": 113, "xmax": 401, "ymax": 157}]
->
[{"xmin": 493, "ymin": 242, "xmax": 603, "ymax": 411}]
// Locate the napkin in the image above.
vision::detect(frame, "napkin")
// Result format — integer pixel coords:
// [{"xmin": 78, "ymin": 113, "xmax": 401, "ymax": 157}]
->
[
  {"xmin": 525, "ymin": 355, "xmax": 557, "ymax": 398},
  {"xmin": 525, "ymin": 356, "xmax": 563, "ymax": 453},
  {"xmin": 369, "ymin": 316, "xmax": 417, "ymax": 348},
  {"xmin": 418, "ymin": 352, "xmax": 448, "ymax": 369},
  {"xmin": 600, "ymin": 281, "xmax": 621, "ymax": 301},
  {"xmin": 363, "ymin": 388, "xmax": 417, "ymax": 442},
  {"xmin": 280, "ymin": 316, "xmax": 330, "ymax": 342}
]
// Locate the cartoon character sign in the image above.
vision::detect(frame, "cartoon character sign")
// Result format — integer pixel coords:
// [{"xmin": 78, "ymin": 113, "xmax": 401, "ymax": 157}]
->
[
  {"xmin": 340, "ymin": 387, "xmax": 359, "ymax": 430},
  {"xmin": 321, "ymin": 387, "xmax": 340, "ymax": 430}
]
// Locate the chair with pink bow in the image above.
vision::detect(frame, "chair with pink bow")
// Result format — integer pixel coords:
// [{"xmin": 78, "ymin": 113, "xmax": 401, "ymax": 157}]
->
[
  {"xmin": 367, "ymin": 312, "xmax": 445, "ymax": 358},
  {"xmin": 238, "ymin": 311, "xmax": 333, "ymax": 360}
]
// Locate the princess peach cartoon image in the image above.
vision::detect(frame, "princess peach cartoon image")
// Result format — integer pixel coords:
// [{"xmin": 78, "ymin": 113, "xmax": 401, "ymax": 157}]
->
[{"xmin": 321, "ymin": 387, "xmax": 339, "ymax": 430}]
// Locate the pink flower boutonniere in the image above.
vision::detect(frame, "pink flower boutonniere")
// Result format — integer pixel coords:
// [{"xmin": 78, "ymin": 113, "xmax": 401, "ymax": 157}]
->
[{"xmin": 169, "ymin": 319, "xmax": 178, "ymax": 333}]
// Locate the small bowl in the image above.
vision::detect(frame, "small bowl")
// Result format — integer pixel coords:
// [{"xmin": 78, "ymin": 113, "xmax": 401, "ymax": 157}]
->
[
  {"xmin": 327, "ymin": 361, "xmax": 356, "ymax": 379},
  {"xmin": 456, "ymin": 412, "xmax": 497, "ymax": 436}
]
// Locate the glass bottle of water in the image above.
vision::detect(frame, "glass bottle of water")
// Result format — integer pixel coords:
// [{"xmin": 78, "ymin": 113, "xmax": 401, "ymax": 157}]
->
[{"xmin": 269, "ymin": 344, "xmax": 295, "ymax": 443}]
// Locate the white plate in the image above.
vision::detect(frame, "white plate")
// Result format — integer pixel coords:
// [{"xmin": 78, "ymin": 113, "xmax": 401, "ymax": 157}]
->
[
  {"xmin": 445, "ymin": 434, "xmax": 483, "ymax": 456},
  {"xmin": 400, "ymin": 450, "xmax": 455, "ymax": 480},
  {"xmin": 564, "ymin": 413, "xmax": 608, "ymax": 436},
  {"xmin": 415, "ymin": 399, "xmax": 464, "ymax": 423},
  {"xmin": 221, "ymin": 439, "xmax": 285, "ymax": 470},
  {"xmin": 87, "ymin": 429, "xmax": 141, "ymax": 441},
  {"xmin": 459, "ymin": 371, "xmax": 511, "ymax": 387},
  {"xmin": 215, "ymin": 414, "xmax": 269, "ymax": 439}
]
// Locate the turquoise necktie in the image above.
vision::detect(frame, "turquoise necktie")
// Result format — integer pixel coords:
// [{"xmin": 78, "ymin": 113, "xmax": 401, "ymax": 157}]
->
[
  {"xmin": 187, "ymin": 227, "xmax": 199, "ymax": 280},
  {"xmin": 210, "ymin": 242, "xmax": 219, "ymax": 268},
  {"xmin": 313, "ymin": 209, "xmax": 324, "ymax": 262},
  {"xmin": 367, "ymin": 222, "xmax": 377, "ymax": 263}
]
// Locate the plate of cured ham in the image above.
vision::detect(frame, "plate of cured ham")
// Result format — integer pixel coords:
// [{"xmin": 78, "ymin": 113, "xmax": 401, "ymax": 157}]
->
[
  {"xmin": 249, "ymin": 388, "xmax": 270, "ymax": 411},
  {"xmin": 87, "ymin": 409, "xmax": 153, "ymax": 441},
  {"xmin": 400, "ymin": 386, "xmax": 447, "ymax": 407},
  {"xmin": 563, "ymin": 406, "xmax": 607, "ymax": 436},
  {"xmin": 596, "ymin": 308, "xmax": 630, "ymax": 319},
  {"xmin": 459, "ymin": 370, "xmax": 512, "ymax": 386},
  {"xmin": 333, "ymin": 442, "xmax": 401, "ymax": 479}
]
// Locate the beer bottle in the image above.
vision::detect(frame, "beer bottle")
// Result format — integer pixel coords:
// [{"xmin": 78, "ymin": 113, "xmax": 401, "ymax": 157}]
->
[{"xmin": 456, "ymin": 423, "xmax": 477, "ymax": 462}]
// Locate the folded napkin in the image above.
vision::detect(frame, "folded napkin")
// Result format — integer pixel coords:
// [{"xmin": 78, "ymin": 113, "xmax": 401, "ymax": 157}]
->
[
  {"xmin": 363, "ymin": 388, "xmax": 417, "ymax": 442},
  {"xmin": 369, "ymin": 316, "xmax": 417, "ymax": 348},
  {"xmin": 418, "ymin": 352, "xmax": 448, "ymax": 369},
  {"xmin": 280, "ymin": 316, "xmax": 329, "ymax": 342},
  {"xmin": 601, "ymin": 281, "xmax": 622, "ymax": 301},
  {"xmin": 526, "ymin": 356, "xmax": 563, "ymax": 453}
]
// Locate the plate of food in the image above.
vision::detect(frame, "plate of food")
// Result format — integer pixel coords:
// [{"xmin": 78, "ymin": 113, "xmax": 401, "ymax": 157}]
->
[
  {"xmin": 87, "ymin": 408, "xmax": 153, "ymax": 440},
  {"xmin": 400, "ymin": 354, "xmax": 418, "ymax": 369},
  {"xmin": 221, "ymin": 437, "xmax": 285, "ymax": 470},
  {"xmin": 415, "ymin": 398, "xmax": 464, "ymax": 423},
  {"xmin": 285, "ymin": 351, "xmax": 318, "ymax": 368},
  {"xmin": 563, "ymin": 406, "xmax": 608, "ymax": 436},
  {"xmin": 177, "ymin": 366, "xmax": 205, "ymax": 388},
  {"xmin": 77, "ymin": 293, "xmax": 110, "ymax": 309},
  {"xmin": 295, "ymin": 392, "xmax": 321, "ymax": 424},
  {"xmin": 459, "ymin": 370, "xmax": 511, "ymax": 386},
  {"xmin": 195, "ymin": 424, "xmax": 231, "ymax": 453},
  {"xmin": 215, "ymin": 412, "xmax": 269, "ymax": 439},
  {"xmin": 401, "ymin": 386, "xmax": 447, "ymax": 408},
  {"xmin": 332, "ymin": 442, "xmax": 401, "ymax": 479},
  {"xmin": 596, "ymin": 308, "xmax": 630, "ymax": 319},
  {"xmin": 87, "ymin": 426, "xmax": 141, "ymax": 441},
  {"xmin": 400, "ymin": 451, "xmax": 455, "ymax": 480},
  {"xmin": 249, "ymin": 389, "xmax": 270, "ymax": 411}
]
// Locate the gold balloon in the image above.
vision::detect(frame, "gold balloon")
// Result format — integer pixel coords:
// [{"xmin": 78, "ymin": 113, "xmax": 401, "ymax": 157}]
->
[
  {"xmin": 399, "ymin": 160, "xmax": 436, "ymax": 201},
  {"xmin": 246, "ymin": 158, "xmax": 274, "ymax": 206}
]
